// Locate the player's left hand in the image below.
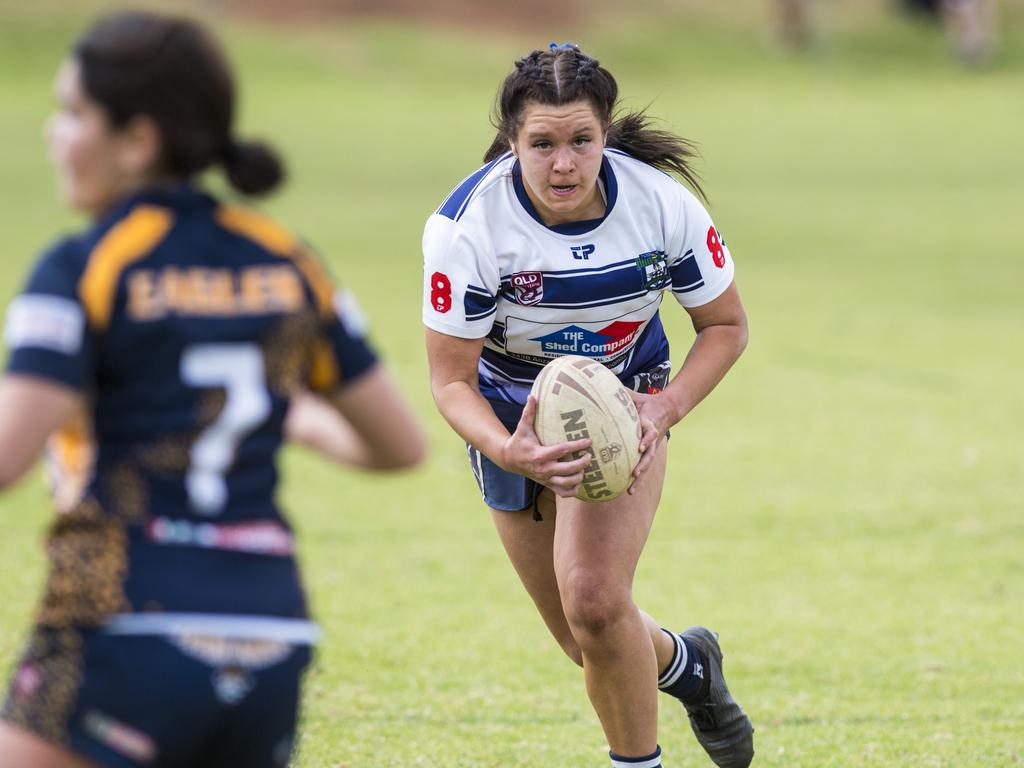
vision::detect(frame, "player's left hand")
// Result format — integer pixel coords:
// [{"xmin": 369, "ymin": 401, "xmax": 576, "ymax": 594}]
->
[{"xmin": 626, "ymin": 390, "xmax": 674, "ymax": 493}]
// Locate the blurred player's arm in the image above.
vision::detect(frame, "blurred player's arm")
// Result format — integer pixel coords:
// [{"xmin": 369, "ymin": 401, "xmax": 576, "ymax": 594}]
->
[
  {"xmin": 0, "ymin": 374, "xmax": 82, "ymax": 490},
  {"xmin": 285, "ymin": 365, "xmax": 425, "ymax": 471}
]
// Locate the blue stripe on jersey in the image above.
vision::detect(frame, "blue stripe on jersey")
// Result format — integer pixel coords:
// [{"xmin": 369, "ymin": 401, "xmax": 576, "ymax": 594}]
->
[
  {"xmin": 464, "ymin": 284, "xmax": 497, "ymax": 321},
  {"xmin": 486, "ymin": 321, "xmax": 506, "ymax": 348},
  {"xmin": 481, "ymin": 346, "xmax": 544, "ymax": 382},
  {"xmin": 478, "ymin": 371, "xmax": 521, "ymax": 404},
  {"xmin": 501, "ymin": 257, "xmax": 638, "ymax": 280},
  {"xmin": 619, "ymin": 314, "xmax": 670, "ymax": 379},
  {"xmin": 511, "ymin": 156, "xmax": 619, "ymax": 235},
  {"xmin": 670, "ymin": 249, "xmax": 705, "ymax": 293},
  {"xmin": 673, "ymin": 281, "xmax": 705, "ymax": 295},
  {"xmin": 500, "ymin": 263, "xmax": 645, "ymax": 309},
  {"xmin": 506, "ymin": 289, "xmax": 649, "ymax": 311},
  {"xmin": 437, "ymin": 153, "xmax": 510, "ymax": 221}
]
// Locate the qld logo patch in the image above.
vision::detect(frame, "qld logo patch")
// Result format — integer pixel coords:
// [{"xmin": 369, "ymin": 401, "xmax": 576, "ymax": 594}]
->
[
  {"xmin": 511, "ymin": 271, "xmax": 544, "ymax": 305},
  {"xmin": 530, "ymin": 320, "xmax": 643, "ymax": 358},
  {"xmin": 635, "ymin": 251, "xmax": 669, "ymax": 290}
]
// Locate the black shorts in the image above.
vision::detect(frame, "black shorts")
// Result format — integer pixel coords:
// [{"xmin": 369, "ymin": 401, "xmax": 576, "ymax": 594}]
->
[
  {"xmin": 2, "ymin": 626, "xmax": 312, "ymax": 768},
  {"xmin": 469, "ymin": 361, "xmax": 671, "ymax": 512}
]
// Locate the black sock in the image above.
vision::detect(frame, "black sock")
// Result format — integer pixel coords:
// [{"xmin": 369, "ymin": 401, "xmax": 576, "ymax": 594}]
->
[{"xmin": 657, "ymin": 629, "xmax": 706, "ymax": 702}]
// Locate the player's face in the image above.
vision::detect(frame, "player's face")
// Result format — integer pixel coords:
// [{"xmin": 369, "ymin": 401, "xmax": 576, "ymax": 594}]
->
[
  {"xmin": 46, "ymin": 60, "xmax": 149, "ymax": 216},
  {"xmin": 511, "ymin": 100, "xmax": 607, "ymax": 226}
]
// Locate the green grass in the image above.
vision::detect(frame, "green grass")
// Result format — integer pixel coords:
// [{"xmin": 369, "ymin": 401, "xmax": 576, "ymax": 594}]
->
[{"xmin": 1, "ymin": 2, "xmax": 1022, "ymax": 766}]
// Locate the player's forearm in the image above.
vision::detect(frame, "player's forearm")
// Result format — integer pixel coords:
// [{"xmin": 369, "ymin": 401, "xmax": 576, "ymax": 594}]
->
[
  {"xmin": 286, "ymin": 391, "xmax": 374, "ymax": 467},
  {"xmin": 0, "ymin": 375, "xmax": 81, "ymax": 490},
  {"xmin": 431, "ymin": 379, "xmax": 512, "ymax": 467},
  {"xmin": 288, "ymin": 373, "xmax": 426, "ymax": 471},
  {"xmin": 662, "ymin": 322, "xmax": 748, "ymax": 425},
  {"xmin": 330, "ymin": 368, "xmax": 427, "ymax": 470}
]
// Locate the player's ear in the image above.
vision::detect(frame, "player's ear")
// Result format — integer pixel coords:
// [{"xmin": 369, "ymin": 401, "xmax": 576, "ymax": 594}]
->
[
  {"xmin": 508, "ymin": 138, "xmax": 517, "ymax": 158},
  {"xmin": 117, "ymin": 114, "xmax": 163, "ymax": 179}
]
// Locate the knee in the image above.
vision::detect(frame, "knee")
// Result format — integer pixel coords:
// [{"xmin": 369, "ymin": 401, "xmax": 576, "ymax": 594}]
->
[{"xmin": 561, "ymin": 572, "xmax": 633, "ymax": 642}]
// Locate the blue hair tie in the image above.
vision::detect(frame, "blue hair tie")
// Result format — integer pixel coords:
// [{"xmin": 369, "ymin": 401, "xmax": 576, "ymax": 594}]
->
[{"xmin": 549, "ymin": 42, "xmax": 578, "ymax": 51}]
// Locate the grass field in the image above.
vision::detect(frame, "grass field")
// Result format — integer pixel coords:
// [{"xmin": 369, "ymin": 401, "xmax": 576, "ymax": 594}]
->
[{"xmin": 0, "ymin": 1, "xmax": 1022, "ymax": 766}]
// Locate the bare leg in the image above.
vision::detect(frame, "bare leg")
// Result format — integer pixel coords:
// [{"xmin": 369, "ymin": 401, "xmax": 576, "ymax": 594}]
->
[
  {"xmin": 491, "ymin": 494, "xmax": 676, "ymax": 673},
  {"xmin": 490, "ymin": 492, "xmax": 582, "ymax": 666},
  {"xmin": 552, "ymin": 442, "xmax": 669, "ymax": 757},
  {"xmin": 0, "ymin": 722, "xmax": 100, "ymax": 768}
]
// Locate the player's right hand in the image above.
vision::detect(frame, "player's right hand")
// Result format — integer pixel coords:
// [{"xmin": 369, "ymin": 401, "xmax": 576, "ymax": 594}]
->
[{"xmin": 501, "ymin": 395, "xmax": 593, "ymax": 497}]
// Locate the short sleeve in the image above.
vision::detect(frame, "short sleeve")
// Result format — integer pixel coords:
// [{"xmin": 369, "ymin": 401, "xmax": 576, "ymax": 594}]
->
[
  {"xmin": 422, "ymin": 214, "xmax": 500, "ymax": 339},
  {"xmin": 665, "ymin": 187, "xmax": 736, "ymax": 308},
  {"xmin": 4, "ymin": 242, "xmax": 95, "ymax": 391},
  {"xmin": 306, "ymin": 285, "xmax": 378, "ymax": 394}
]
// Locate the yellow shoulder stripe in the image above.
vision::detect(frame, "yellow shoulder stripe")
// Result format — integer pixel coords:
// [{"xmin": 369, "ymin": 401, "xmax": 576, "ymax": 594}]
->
[
  {"xmin": 216, "ymin": 205, "xmax": 335, "ymax": 317},
  {"xmin": 79, "ymin": 205, "xmax": 174, "ymax": 331},
  {"xmin": 308, "ymin": 338, "xmax": 341, "ymax": 393}
]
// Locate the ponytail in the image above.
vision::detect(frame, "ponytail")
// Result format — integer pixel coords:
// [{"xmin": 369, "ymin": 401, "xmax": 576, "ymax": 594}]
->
[
  {"xmin": 221, "ymin": 138, "xmax": 285, "ymax": 197},
  {"xmin": 606, "ymin": 111, "xmax": 706, "ymax": 202}
]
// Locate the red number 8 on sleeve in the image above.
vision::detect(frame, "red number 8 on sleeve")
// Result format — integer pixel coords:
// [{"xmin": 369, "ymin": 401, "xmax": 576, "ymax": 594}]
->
[
  {"xmin": 707, "ymin": 226, "xmax": 726, "ymax": 269},
  {"xmin": 430, "ymin": 271, "xmax": 452, "ymax": 313}
]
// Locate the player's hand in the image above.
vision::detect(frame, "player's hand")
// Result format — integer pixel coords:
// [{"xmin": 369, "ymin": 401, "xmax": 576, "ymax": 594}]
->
[
  {"xmin": 626, "ymin": 390, "xmax": 674, "ymax": 493},
  {"xmin": 501, "ymin": 395, "xmax": 593, "ymax": 497}
]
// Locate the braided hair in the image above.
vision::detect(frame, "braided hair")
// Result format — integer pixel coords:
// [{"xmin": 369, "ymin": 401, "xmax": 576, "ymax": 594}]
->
[{"xmin": 484, "ymin": 44, "xmax": 705, "ymax": 200}]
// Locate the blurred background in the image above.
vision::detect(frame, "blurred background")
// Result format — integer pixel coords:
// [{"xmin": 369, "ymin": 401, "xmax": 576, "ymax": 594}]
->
[{"xmin": 1, "ymin": 1, "xmax": 1021, "ymax": 765}]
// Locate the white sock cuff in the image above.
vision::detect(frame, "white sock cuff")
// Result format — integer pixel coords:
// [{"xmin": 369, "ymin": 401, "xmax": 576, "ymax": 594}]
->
[
  {"xmin": 657, "ymin": 629, "xmax": 688, "ymax": 689},
  {"xmin": 610, "ymin": 745, "xmax": 662, "ymax": 768}
]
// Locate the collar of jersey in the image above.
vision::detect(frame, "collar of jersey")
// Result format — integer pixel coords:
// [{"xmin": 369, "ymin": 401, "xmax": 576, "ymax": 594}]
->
[
  {"xmin": 97, "ymin": 183, "xmax": 215, "ymax": 227},
  {"xmin": 511, "ymin": 155, "xmax": 618, "ymax": 236}
]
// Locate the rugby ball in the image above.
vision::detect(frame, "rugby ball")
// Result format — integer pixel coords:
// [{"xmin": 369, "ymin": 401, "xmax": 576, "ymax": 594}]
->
[{"xmin": 531, "ymin": 355, "xmax": 642, "ymax": 502}]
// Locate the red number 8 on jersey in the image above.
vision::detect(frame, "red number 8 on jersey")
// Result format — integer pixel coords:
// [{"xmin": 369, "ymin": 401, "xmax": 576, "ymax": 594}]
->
[
  {"xmin": 707, "ymin": 226, "xmax": 726, "ymax": 269},
  {"xmin": 431, "ymin": 271, "xmax": 452, "ymax": 313}
]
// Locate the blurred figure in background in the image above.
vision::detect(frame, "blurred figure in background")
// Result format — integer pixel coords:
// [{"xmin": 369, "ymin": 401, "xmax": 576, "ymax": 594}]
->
[
  {"xmin": 775, "ymin": 0, "xmax": 814, "ymax": 49},
  {"xmin": 939, "ymin": 0, "xmax": 997, "ymax": 65},
  {"xmin": 777, "ymin": 0, "xmax": 997, "ymax": 65},
  {"xmin": 0, "ymin": 10, "xmax": 423, "ymax": 768},
  {"xmin": 898, "ymin": 0, "xmax": 997, "ymax": 65}
]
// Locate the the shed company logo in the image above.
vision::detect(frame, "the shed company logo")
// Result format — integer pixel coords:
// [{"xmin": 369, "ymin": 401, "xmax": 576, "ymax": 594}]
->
[
  {"xmin": 530, "ymin": 320, "xmax": 643, "ymax": 358},
  {"xmin": 511, "ymin": 271, "xmax": 544, "ymax": 305}
]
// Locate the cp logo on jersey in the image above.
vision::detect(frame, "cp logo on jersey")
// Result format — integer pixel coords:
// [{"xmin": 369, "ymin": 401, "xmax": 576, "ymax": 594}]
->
[
  {"xmin": 511, "ymin": 271, "xmax": 544, "ymax": 305},
  {"xmin": 570, "ymin": 244, "xmax": 596, "ymax": 260}
]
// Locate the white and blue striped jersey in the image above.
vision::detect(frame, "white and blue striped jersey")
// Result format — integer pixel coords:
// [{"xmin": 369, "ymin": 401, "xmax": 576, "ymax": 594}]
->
[{"xmin": 422, "ymin": 149, "xmax": 734, "ymax": 406}]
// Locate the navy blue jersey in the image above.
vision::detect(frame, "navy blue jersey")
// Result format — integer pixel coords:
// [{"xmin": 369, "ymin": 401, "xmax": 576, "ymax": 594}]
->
[{"xmin": 4, "ymin": 185, "xmax": 376, "ymax": 640}]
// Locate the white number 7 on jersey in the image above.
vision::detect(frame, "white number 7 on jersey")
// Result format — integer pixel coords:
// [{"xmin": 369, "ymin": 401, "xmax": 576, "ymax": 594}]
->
[{"xmin": 180, "ymin": 343, "xmax": 272, "ymax": 515}]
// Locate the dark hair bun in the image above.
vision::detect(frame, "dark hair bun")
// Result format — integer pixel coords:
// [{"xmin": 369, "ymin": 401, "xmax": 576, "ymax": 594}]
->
[{"xmin": 223, "ymin": 139, "xmax": 286, "ymax": 196}]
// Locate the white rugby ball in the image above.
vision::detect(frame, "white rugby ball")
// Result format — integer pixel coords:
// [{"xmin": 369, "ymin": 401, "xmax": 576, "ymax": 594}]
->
[{"xmin": 531, "ymin": 355, "xmax": 642, "ymax": 502}]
